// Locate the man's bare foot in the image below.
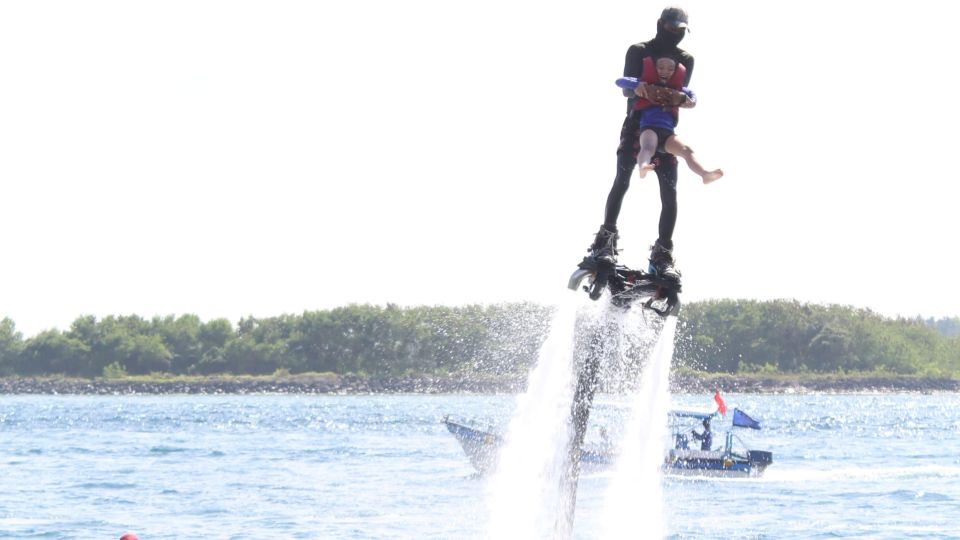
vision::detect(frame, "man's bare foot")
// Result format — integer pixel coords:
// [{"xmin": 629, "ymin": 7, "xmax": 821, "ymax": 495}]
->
[
  {"xmin": 638, "ymin": 162, "xmax": 655, "ymax": 178},
  {"xmin": 702, "ymin": 169, "xmax": 724, "ymax": 184}
]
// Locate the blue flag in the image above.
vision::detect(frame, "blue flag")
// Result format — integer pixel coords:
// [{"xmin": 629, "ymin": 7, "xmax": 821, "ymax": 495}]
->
[{"xmin": 732, "ymin": 408, "xmax": 761, "ymax": 429}]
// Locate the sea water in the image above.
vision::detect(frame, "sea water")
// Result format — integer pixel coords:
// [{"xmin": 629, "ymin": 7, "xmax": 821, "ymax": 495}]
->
[
  {"xmin": 486, "ymin": 295, "xmax": 671, "ymax": 539},
  {"xmin": 601, "ymin": 316, "xmax": 677, "ymax": 539},
  {"xmin": 2, "ymin": 393, "xmax": 960, "ymax": 538},
  {"xmin": 486, "ymin": 300, "xmax": 578, "ymax": 538}
]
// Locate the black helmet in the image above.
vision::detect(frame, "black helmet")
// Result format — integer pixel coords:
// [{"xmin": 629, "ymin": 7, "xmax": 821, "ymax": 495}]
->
[
  {"xmin": 659, "ymin": 6, "xmax": 689, "ymax": 31},
  {"xmin": 655, "ymin": 6, "xmax": 689, "ymax": 47}
]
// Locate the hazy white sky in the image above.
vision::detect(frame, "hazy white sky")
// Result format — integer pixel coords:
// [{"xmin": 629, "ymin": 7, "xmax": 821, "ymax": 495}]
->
[{"xmin": 2, "ymin": 1, "xmax": 958, "ymax": 336}]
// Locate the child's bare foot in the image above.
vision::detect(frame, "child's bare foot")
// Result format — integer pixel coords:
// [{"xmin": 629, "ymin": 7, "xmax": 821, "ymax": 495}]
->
[
  {"xmin": 702, "ymin": 169, "xmax": 724, "ymax": 184},
  {"xmin": 638, "ymin": 162, "xmax": 655, "ymax": 178}
]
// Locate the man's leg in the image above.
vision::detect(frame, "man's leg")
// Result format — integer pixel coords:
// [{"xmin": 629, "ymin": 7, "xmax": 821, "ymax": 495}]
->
[
  {"xmin": 649, "ymin": 152, "xmax": 681, "ymax": 280},
  {"xmin": 588, "ymin": 153, "xmax": 634, "ymax": 263},
  {"xmin": 602, "ymin": 152, "xmax": 637, "ymax": 230},
  {"xmin": 588, "ymin": 114, "xmax": 641, "ymax": 262},
  {"xmin": 603, "ymin": 113, "xmax": 642, "ymax": 230},
  {"xmin": 654, "ymin": 152, "xmax": 679, "ymax": 249}
]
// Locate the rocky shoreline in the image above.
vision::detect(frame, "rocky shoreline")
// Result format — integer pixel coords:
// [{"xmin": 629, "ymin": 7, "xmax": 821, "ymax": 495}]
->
[
  {"xmin": 1, "ymin": 374, "xmax": 958, "ymax": 395},
  {"xmin": 0, "ymin": 375, "xmax": 520, "ymax": 395},
  {"xmin": 670, "ymin": 374, "xmax": 960, "ymax": 393}
]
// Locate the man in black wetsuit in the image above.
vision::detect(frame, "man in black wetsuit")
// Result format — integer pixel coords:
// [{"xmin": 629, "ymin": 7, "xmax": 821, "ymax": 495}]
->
[{"xmin": 587, "ymin": 6, "xmax": 694, "ymax": 281}]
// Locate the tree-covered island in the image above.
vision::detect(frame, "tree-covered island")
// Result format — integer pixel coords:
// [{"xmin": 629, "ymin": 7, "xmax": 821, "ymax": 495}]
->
[{"xmin": 2, "ymin": 300, "xmax": 958, "ymax": 393}]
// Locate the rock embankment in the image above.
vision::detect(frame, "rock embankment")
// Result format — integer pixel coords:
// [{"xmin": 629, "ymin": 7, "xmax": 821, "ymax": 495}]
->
[
  {"xmin": 1, "ymin": 374, "xmax": 957, "ymax": 395},
  {"xmin": 0, "ymin": 375, "xmax": 523, "ymax": 395},
  {"xmin": 670, "ymin": 374, "xmax": 960, "ymax": 393}
]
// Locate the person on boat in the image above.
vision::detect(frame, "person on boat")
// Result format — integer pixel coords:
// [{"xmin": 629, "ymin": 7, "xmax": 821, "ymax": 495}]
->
[
  {"xmin": 632, "ymin": 58, "xmax": 722, "ymax": 185},
  {"xmin": 587, "ymin": 5, "xmax": 696, "ymax": 281},
  {"xmin": 691, "ymin": 418, "xmax": 712, "ymax": 451}
]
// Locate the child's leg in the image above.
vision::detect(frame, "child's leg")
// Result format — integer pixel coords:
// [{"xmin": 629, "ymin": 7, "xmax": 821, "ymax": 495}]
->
[
  {"xmin": 664, "ymin": 134, "xmax": 724, "ymax": 184},
  {"xmin": 637, "ymin": 129, "xmax": 659, "ymax": 178}
]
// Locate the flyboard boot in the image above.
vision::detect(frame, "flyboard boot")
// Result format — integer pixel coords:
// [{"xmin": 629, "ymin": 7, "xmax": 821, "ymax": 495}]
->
[
  {"xmin": 648, "ymin": 240, "xmax": 681, "ymax": 283},
  {"xmin": 569, "ymin": 230, "xmax": 681, "ymax": 316},
  {"xmin": 588, "ymin": 225, "xmax": 619, "ymax": 266},
  {"xmin": 568, "ymin": 225, "xmax": 619, "ymax": 300}
]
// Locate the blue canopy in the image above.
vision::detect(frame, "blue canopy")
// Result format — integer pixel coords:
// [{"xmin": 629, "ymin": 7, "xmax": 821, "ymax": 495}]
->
[
  {"xmin": 668, "ymin": 408, "xmax": 716, "ymax": 420},
  {"xmin": 732, "ymin": 408, "xmax": 761, "ymax": 430}
]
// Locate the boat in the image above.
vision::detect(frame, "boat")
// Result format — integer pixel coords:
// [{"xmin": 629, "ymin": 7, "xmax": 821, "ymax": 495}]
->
[
  {"xmin": 443, "ymin": 407, "xmax": 772, "ymax": 478},
  {"xmin": 443, "ymin": 417, "xmax": 612, "ymax": 474},
  {"xmin": 664, "ymin": 407, "xmax": 773, "ymax": 477}
]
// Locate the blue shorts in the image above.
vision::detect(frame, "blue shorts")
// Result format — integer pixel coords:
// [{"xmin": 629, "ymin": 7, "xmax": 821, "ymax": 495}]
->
[
  {"xmin": 639, "ymin": 126, "xmax": 675, "ymax": 154},
  {"xmin": 616, "ymin": 113, "xmax": 676, "ymax": 159}
]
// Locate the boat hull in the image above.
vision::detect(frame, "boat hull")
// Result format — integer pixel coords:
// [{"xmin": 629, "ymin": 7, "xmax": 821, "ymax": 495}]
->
[
  {"xmin": 665, "ymin": 449, "xmax": 768, "ymax": 477},
  {"xmin": 444, "ymin": 419, "xmax": 771, "ymax": 478}
]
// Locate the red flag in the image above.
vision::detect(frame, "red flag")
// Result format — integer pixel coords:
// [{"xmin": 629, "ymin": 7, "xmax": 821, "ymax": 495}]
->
[{"xmin": 714, "ymin": 390, "xmax": 727, "ymax": 416}]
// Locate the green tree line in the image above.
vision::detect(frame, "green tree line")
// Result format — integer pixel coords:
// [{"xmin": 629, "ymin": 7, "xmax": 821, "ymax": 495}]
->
[
  {"xmin": 1, "ymin": 300, "xmax": 958, "ymax": 378},
  {"xmin": 679, "ymin": 300, "xmax": 960, "ymax": 376}
]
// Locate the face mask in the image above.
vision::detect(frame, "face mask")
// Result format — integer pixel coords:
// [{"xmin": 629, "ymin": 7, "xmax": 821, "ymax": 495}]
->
[{"xmin": 656, "ymin": 23, "xmax": 686, "ymax": 48}]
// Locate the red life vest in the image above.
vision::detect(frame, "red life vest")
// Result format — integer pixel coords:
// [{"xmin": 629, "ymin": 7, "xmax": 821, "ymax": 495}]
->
[{"xmin": 631, "ymin": 56, "xmax": 686, "ymax": 118}]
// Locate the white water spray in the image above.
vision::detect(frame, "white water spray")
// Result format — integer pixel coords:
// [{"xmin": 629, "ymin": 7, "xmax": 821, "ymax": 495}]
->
[
  {"xmin": 601, "ymin": 316, "xmax": 678, "ymax": 539},
  {"xmin": 486, "ymin": 297, "xmax": 579, "ymax": 538}
]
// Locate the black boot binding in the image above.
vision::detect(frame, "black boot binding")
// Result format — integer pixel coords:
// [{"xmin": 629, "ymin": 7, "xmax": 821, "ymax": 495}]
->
[
  {"xmin": 569, "ymin": 233, "xmax": 681, "ymax": 315},
  {"xmin": 648, "ymin": 241, "xmax": 681, "ymax": 282},
  {"xmin": 588, "ymin": 225, "xmax": 619, "ymax": 265}
]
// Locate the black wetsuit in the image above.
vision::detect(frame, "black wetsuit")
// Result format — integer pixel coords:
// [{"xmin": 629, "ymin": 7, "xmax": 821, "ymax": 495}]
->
[
  {"xmin": 604, "ymin": 35, "xmax": 694, "ymax": 250},
  {"xmin": 692, "ymin": 427, "xmax": 712, "ymax": 451}
]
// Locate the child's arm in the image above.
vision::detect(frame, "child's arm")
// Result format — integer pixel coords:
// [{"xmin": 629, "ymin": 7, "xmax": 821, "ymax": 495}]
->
[{"xmin": 676, "ymin": 87, "xmax": 697, "ymax": 108}]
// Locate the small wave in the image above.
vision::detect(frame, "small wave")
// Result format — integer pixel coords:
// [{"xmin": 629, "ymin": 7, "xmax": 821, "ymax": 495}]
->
[
  {"xmin": 149, "ymin": 445, "xmax": 189, "ymax": 454},
  {"xmin": 666, "ymin": 474, "xmax": 763, "ymax": 484},
  {"xmin": 890, "ymin": 489, "xmax": 952, "ymax": 501},
  {"xmin": 0, "ymin": 518, "xmax": 50, "ymax": 526},
  {"xmin": 185, "ymin": 506, "xmax": 230, "ymax": 516},
  {"xmin": 74, "ymin": 482, "xmax": 138, "ymax": 490},
  {"xmin": 763, "ymin": 464, "xmax": 960, "ymax": 483}
]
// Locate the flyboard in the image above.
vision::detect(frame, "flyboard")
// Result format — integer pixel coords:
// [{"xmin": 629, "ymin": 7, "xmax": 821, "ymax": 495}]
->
[{"xmin": 568, "ymin": 257, "xmax": 681, "ymax": 316}]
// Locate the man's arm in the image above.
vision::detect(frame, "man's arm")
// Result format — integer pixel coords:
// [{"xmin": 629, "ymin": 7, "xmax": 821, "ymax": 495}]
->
[
  {"xmin": 678, "ymin": 87, "xmax": 697, "ymax": 108},
  {"xmin": 642, "ymin": 86, "xmax": 695, "ymax": 108},
  {"xmin": 680, "ymin": 51, "xmax": 695, "ymax": 86},
  {"xmin": 623, "ymin": 43, "xmax": 647, "ymax": 97}
]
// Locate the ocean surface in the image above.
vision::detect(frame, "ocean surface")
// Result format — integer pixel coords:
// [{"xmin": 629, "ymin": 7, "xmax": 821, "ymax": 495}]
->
[{"xmin": 1, "ymin": 393, "xmax": 959, "ymax": 539}]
